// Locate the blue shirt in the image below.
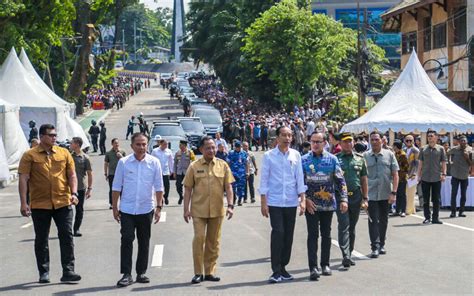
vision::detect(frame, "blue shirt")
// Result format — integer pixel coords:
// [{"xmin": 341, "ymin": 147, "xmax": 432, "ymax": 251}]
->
[
  {"xmin": 302, "ymin": 151, "xmax": 348, "ymax": 211},
  {"xmin": 253, "ymin": 125, "xmax": 261, "ymax": 139},
  {"xmin": 259, "ymin": 147, "xmax": 306, "ymax": 207},
  {"xmin": 112, "ymin": 154, "xmax": 164, "ymax": 215},
  {"xmin": 227, "ymin": 150, "xmax": 248, "ymax": 177}
]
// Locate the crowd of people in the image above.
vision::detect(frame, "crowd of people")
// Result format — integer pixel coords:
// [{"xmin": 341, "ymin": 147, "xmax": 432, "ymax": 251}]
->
[{"xmin": 85, "ymin": 77, "xmax": 151, "ymax": 110}]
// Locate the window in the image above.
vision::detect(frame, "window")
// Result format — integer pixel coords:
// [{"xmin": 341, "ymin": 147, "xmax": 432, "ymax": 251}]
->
[
  {"xmin": 312, "ymin": 9, "xmax": 327, "ymax": 15},
  {"xmin": 433, "ymin": 22, "xmax": 446, "ymax": 49},
  {"xmin": 453, "ymin": 7, "xmax": 467, "ymax": 45},
  {"xmin": 423, "ymin": 17, "xmax": 431, "ymax": 51},
  {"xmin": 402, "ymin": 31, "xmax": 417, "ymax": 54}
]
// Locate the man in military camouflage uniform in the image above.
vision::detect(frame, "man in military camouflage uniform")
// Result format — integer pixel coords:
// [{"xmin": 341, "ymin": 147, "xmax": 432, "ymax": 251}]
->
[
  {"xmin": 226, "ymin": 141, "xmax": 249, "ymax": 206},
  {"xmin": 336, "ymin": 132, "xmax": 368, "ymax": 268}
]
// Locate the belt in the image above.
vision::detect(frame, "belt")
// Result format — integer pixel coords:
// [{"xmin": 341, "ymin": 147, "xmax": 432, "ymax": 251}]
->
[{"xmin": 348, "ymin": 191, "xmax": 353, "ymax": 196}]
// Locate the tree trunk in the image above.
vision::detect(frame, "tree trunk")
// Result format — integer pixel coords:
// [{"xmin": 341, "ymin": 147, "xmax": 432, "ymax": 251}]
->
[{"xmin": 64, "ymin": 2, "xmax": 96, "ymax": 115}]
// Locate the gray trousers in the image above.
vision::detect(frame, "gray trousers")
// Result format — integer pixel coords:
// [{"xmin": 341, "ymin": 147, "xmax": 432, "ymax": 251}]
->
[{"xmin": 336, "ymin": 190, "xmax": 362, "ymax": 259}]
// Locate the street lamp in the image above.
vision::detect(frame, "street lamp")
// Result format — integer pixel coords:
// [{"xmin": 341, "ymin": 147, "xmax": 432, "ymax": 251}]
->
[{"xmin": 423, "ymin": 59, "xmax": 445, "ymax": 80}]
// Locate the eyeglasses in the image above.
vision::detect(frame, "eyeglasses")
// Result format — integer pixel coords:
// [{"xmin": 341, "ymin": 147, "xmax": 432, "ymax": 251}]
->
[
  {"xmin": 310, "ymin": 140, "xmax": 324, "ymax": 144},
  {"xmin": 43, "ymin": 133, "xmax": 57, "ymax": 138},
  {"xmin": 405, "ymin": 140, "xmax": 412, "ymax": 142}
]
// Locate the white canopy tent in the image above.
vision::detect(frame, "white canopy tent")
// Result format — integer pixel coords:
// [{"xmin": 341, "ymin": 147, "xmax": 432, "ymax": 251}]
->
[
  {"xmin": 0, "ymin": 97, "xmax": 29, "ymax": 167},
  {"xmin": 18, "ymin": 49, "xmax": 90, "ymax": 148},
  {"xmin": 0, "ymin": 136, "xmax": 10, "ymax": 183},
  {"xmin": 19, "ymin": 48, "xmax": 77, "ymax": 118},
  {"xmin": 0, "ymin": 48, "xmax": 69, "ymax": 141},
  {"xmin": 341, "ymin": 51, "xmax": 474, "ymax": 134}
]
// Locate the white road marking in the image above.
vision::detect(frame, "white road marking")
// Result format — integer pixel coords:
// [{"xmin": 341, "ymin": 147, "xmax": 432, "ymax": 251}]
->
[
  {"xmin": 331, "ymin": 240, "xmax": 370, "ymax": 260},
  {"xmin": 159, "ymin": 212, "xmax": 166, "ymax": 222},
  {"xmin": 151, "ymin": 244, "xmax": 164, "ymax": 267},
  {"xmin": 411, "ymin": 214, "xmax": 474, "ymax": 232},
  {"xmin": 21, "ymin": 222, "xmax": 33, "ymax": 229}
]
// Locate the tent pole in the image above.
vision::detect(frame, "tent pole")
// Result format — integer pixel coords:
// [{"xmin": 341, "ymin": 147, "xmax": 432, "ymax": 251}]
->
[
  {"xmin": 389, "ymin": 129, "xmax": 395, "ymax": 146},
  {"xmin": 449, "ymin": 132, "xmax": 454, "ymax": 148}
]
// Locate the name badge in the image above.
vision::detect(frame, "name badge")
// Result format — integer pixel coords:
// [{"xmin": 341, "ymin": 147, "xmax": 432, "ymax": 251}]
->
[{"xmin": 197, "ymin": 170, "xmax": 205, "ymax": 173}]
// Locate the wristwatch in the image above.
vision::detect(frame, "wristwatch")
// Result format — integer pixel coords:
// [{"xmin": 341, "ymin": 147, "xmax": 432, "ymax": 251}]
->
[
  {"xmin": 156, "ymin": 205, "xmax": 163, "ymax": 210},
  {"xmin": 72, "ymin": 192, "xmax": 78, "ymax": 197},
  {"xmin": 390, "ymin": 191, "xmax": 397, "ymax": 195},
  {"xmin": 227, "ymin": 204, "xmax": 234, "ymax": 209}
]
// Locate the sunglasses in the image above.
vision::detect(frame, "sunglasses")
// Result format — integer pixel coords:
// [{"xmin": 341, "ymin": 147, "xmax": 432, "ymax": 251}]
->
[{"xmin": 405, "ymin": 140, "xmax": 412, "ymax": 142}]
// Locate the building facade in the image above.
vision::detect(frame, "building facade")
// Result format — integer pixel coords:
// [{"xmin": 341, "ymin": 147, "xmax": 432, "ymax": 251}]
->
[
  {"xmin": 311, "ymin": 0, "xmax": 402, "ymax": 67},
  {"xmin": 381, "ymin": 0, "xmax": 474, "ymax": 112}
]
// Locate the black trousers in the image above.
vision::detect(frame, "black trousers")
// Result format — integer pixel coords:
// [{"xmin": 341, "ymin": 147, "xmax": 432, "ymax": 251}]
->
[
  {"xmin": 396, "ymin": 181, "xmax": 407, "ymax": 214},
  {"xmin": 108, "ymin": 175, "xmax": 115, "ymax": 206},
  {"xmin": 269, "ymin": 206, "xmax": 296, "ymax": 274},
  {"xmin": 306, "ymin": 210, "xmax": 333, "ymax": 268},
  {"xmin": 73, "ymin": 189, "xmax": 86, "ymax": 232},
  {"xmin": 31, "ymin": 206, "xmax": 75, "ymax": 275},
  {"xmin": 451, "ymin": 177, "xmax": 468, "ymax": 214},
  {"xmin": 336, "ymin": 198, "xmax": 361, "ymax": 259},
  {"xmin": 99, "ymin": 139, "xmax": 106, "ymax": 154},
  {"xmin": 176, "ymin": 173, "xmax": 185, "ymax": 200},
  {"xmin": 91, "ymin": 136, "xmax": 98, "ymax": 152},
  {"xmin": 120, "ymin": 210, "xmax": 154, "ymax": 275},
  {"xmin": 368, "ymin": 200, "xmax": 389, "ymax": 251},
  {"xmin": 421, "ymin": 181, "xmax": 441, "ymax": 220},
  {"xmin": 244, "ymin": 174, "xmax": 255, "ymax": 201},
  {"xmin": 163, "ymin": 175, "xmax": 170, "ymax": 201},
  {"xmin": 126, "ymin": 127, "xmax": 133, "ymax": 139}
]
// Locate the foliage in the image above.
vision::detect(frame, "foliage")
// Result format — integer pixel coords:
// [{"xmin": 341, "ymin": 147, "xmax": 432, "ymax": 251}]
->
[{"xmin": 242, "ymin": 0, "xmax": 352, "ymax": 106}]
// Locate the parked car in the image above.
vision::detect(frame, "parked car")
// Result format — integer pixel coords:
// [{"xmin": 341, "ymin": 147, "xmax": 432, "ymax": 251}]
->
[
  {"xmin": 177, "ymin": 117, "xmax": 207, "ymax": 153},
  {"xmin": 148, "ymin": 121, "xmax": 187, "ymax": 154},
  {"xmin": 191, "ymin": 107, "xmax": 223, "ymax": 138}
]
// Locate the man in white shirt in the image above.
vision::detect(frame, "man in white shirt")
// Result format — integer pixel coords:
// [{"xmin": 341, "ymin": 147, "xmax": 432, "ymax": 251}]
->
[
  {"xmin": 152, "ymin": 139, "xmax": 174, "ymax": 205},
  {"xmin": 259, "ymin": 126, "xmax": 306, "ymax": 284},
  {"xmin": 305, "ymin": 118, "xmax": 315, "ymax": 141},
  {"xmin": 112, "ymin": 133, "xmax": 164, "ymax": 287},
  {"xmin": 214, "ymin": 132, "xmax": 228, "ymax": 152}
]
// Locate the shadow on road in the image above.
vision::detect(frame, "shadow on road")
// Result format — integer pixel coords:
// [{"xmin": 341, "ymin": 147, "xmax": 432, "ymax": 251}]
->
[
  {"xmin": 19, "ymin": 237, "xmax": 58, "ymax": 243},
  {"xmin": 51, "ymin": 285, "xmax": 117, "ymax": 295},
  {"xmin": 0, "ymin": 282, "xmax": 76, "ymax": 293},
  {"xmin": 221, "ymin": 257, "xmax": 270, "ymax": 267},
  {"xmin": 131, "ymin": 281, "xmax": 192, "ymax": 292}
]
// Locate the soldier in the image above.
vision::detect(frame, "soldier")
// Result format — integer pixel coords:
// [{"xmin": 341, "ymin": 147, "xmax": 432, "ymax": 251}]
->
[
  {"xmin": 174, "ymin": 140, "xmax": 196, "ymax": 205},
  {"xmin": 335, "ymin": 132, "xmax": 368, "ymax": 268},
  {"xmin": 226, "ymin": 141, "xmax": 249, "ymax": 206},
  {"xmin": 88, "ymin": 120, "xmax": 100, "ymax": 153},
  {"xmin": 28, "ymin": 120, "xmax": 38, "ymax": 143}
]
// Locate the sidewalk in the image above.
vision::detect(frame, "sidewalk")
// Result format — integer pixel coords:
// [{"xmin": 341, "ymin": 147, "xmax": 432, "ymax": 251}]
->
[{"xmin": 76, "ymin": 109, "xmax": 110, "ymax": 130}]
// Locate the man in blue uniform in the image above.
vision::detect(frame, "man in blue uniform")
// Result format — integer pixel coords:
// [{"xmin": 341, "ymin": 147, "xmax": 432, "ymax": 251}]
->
[{"xmin": 227, "ymin": 141, "xmax": 249, "ymax": 206}]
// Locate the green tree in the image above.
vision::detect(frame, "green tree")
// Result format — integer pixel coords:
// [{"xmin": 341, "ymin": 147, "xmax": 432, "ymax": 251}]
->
[{"xmin": 242, "ymin": 0, "xmax": 352, "ymax": 106}]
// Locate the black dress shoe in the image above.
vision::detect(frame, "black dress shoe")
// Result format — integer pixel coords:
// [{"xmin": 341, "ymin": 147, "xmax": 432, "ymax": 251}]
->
[
  {"xmin": 73, "ymin": 231, "xmax": 82, "ymax": 237},
  {"xmin": 136, "ymin": 274, "xmax": 150, "ymax": 283},
  {"xmin": 349, "ymin": 258, "xmax": 356, "ymax": 266},
  {"xmin": 251, "ymin": 199, "xmax": 256, "ymax": 203},
  {"xmin": 39, "ymin": 273, "xmax": 50, "ymax": 284},
  {"xmin": 370, "ymin": 249, "xmax": 379, "ymax": 258},
  {"xmin": 61, "ymin": 271, "xmax": 81, "ymax": 282},
  {"xmin": 423, "ymin": 219, "xmax": 431, "ymax": 224},
  {"xmin": 309, "ymin": 268, "xmax": 320, "ymax": 281},
  {"xmin": 342, "ymin": 257, "xmax": 351, "ymax": 268},
  {"xmin": 117, "ymin": 274, "xmax": 133, "ymax": 287},
  {"xmin": 191, "ymin": 274, "xmax": 203, "ymax": 284},
  {"xmin": 432, "ymin": 220, "xmax": 443, "ymax": 224},
  {"xmin": 379, "ymin": 247, "xmax": 387, "ymax": 255},
  {"xmin": 164, "ymin": 198, "xmax": 169, "ymax": 205},
  {"xmin": 204, "ymin": 275, "xmax": 220, "ymax": 282},
  {"xmin": 321, "ymin": 266, "xmax": 332, "ymax": 276},
  {"xmin": 458, "ymin": 213, "xmax": 466, "ymax": 217},
  {"xmin": 450, "ymin": 213, "xmax": 456, "ymax": 218},
  {"xmin": 178, "ymin": 198, "xmax": 183, "ymax": 205}
]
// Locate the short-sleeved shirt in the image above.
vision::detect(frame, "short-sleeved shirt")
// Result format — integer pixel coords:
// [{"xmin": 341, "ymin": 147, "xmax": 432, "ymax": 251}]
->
[
  {"xmin": 363, "ymin": 149, "xmax": 399, "ymax": 201},
  {"xmin": 449, "ymin": 146, "xmax": 473, "ymax": 180},
  {"xmin": 104, "ymin": 149, "xmax": 126, "ymax": 176},
  {"xmin": 227, "ymin": 150, "xmax": 248, "ymax": 178},
  {"xmin": 183, "ymin": 157, "xmax": 235, "ymax": 218},
  {"xmin": 419, "ymin": 144, "xmax": 446, "ymax": 182},
  {"xmin": 336, "ymin": 152, "xmax": 367, "ymax": 192},
  {"xmin": 18, "ymin": 145, "xmax": 75, "ymax": 210},
  {"xmin": 71, "ymin": 152, "xmax": 92, "ymax": 191}
]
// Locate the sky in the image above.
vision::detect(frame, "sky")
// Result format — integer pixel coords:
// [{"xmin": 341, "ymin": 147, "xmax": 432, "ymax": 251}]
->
[{"xmin": 140, "ymin": 0, "xmax": 190, "ymax": 11}]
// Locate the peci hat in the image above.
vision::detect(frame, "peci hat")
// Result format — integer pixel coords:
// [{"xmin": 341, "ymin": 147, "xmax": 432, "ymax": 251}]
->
[{"xmin": 234, "ymin": 140, "xmax": 242, "ymax": 147}]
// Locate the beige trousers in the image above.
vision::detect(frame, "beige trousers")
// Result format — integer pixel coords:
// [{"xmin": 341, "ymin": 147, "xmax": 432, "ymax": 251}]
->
[{"xmin": 192, "ymin": 216, "xmax": 224, "ymax": 275}]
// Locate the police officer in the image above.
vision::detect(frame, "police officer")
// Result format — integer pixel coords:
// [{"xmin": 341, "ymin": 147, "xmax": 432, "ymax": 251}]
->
[
  {"xmin": 335, "ymin": 132, "xmax": 368, "ymax": 268},
  {"xmin": 88, "ymin": 120, "xmax": 100, "ymax": 153},
  {"xmin": 174, "ymin": 140, "xmax": 196, "ymax": 205},
  {"xmin": 226, "ymin": 141, "xmax": 249, "ymax": 206}
]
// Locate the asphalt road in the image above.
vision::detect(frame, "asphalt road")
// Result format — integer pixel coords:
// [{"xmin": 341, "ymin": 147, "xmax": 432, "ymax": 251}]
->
[{"xmin": 0, "ymin": 83, "xmax": 473, "ymax": 295}]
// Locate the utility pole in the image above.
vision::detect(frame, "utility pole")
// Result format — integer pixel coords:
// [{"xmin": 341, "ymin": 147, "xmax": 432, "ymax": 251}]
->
[
  {"xmin": 122, "ymin": 29, "xmax": 125, "ymax": 65},
  {"xmin": 362, "ymin": 7, "xmax": 368, "ymax": 108},
  {"xmin": 357, "ymin": 1, "xmax": 361, "ymax": 117},
  {"xmin": 133, "ymin": 20, "xmax": 137, "ymax": 62}
]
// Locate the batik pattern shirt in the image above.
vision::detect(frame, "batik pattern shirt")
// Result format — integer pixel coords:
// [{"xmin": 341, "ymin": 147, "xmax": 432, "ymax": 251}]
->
[{"xmin": 302, "ymin": 151, "xmax": 348, "ymax": 211}]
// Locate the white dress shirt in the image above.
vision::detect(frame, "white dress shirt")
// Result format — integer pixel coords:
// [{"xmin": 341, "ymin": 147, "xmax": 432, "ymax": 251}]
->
[
  {"xmin": 214, "ymin": 138, "xmax": 228, "ymax": 152},
  {"xmin": 151, "ymin": 147, "xmax": 174, "ymax": 175},
  {"xmin": 112, "ymin": 153, "xmax": 164, "ymax": 215},
  {"xmin": 258, "ymin": 147, "xmax": 306, "ymax": 207}
]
